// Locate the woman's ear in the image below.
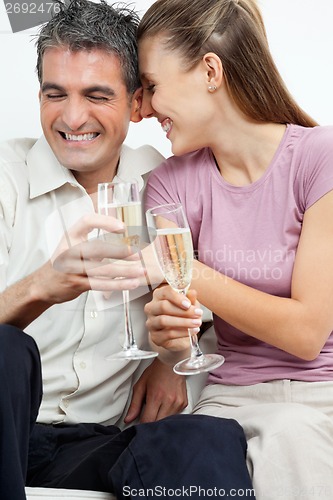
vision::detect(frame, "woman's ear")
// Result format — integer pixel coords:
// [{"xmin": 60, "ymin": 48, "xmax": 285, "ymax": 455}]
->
[
  {"xmin": 202, "ymin": 52, "xmax": 224, "ymax": 90},
  {"xmin": 130, "ymin": 87, "xmax": 143, "ymax": 123}
]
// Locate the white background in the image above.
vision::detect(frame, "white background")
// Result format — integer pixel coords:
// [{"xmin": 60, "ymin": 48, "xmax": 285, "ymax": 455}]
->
[{"xmin": 0, "ymin": 0, "xmax": 332, "ymax": 158}]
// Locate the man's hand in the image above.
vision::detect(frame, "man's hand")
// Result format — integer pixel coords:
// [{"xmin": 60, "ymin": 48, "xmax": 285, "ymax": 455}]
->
[
  {"xmin": 0, "ymin": 213, "xmax": 146, "ymax": 329},
  {"xmin": 48, "ymin": 213, "xmax": 145, "ymax": 301},
  {"xmin": 139, "ymin": 242, "xmax": 165, "ymax": 288},
  {"xmin": 124, "ymin": 358, "xmax": 188, "ymax": 424}
]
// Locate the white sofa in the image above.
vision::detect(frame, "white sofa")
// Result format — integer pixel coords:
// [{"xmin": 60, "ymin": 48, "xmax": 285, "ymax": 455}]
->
[
  {"xmin": 25, "ymin": 326, "xmax": 216, "ymax": 500},
  {"xmin": 25, "ymin": 487, "xmax": 114, "ymax": 499}
]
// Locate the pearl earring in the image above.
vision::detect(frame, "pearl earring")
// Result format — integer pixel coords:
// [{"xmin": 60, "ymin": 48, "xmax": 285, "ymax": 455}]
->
[{"xmin": 208, "ymin": 85, "xmax": 217, "ymax": 92}]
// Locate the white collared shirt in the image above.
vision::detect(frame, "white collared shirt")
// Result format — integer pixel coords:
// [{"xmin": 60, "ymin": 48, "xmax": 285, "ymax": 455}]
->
[{"xmin": 0, "ymin": 136, "xmax": 164, "ymax": 427}]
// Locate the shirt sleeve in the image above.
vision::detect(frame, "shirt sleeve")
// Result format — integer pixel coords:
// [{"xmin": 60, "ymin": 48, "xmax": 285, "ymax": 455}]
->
[
  {"xmin": 0, "ymin": 165, "xmax": 16, "ymax": 292},
  {"xmin": 297, "ymin": 126, "xmax": 333, "ymax": 211},
  {"xmin": 144, "ymin": 160, "xmax": 182, "ymax": 211}
]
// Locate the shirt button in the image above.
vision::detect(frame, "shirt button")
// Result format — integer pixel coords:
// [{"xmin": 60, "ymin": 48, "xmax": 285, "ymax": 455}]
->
[
  {"xmin": 63, "ymin": 400, "xmax": 69, "ymax": 408},
  {"xmin": 90, "ymin": 311, "xmax": 98, "ymax": 318},
  {"xmin": 80, "ymin": 361, "xmax": 87, "ymax": 369}
]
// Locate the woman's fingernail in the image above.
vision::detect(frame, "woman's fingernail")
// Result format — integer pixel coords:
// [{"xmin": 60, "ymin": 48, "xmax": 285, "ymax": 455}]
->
[
  {"xmin": 182, "ymin": 300, "xmax": 191, "ymax": 309},
  {"xmin": 192, "ymin": 319, "xmax": 202, "ymax": 326},
  {"xmin": 194, "ymin": 308, "xmax": 203, "ymax": 316}
]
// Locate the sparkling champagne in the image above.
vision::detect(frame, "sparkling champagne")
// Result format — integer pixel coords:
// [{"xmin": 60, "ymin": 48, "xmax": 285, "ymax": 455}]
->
[
  {"xmin": 102, "ymin": 201, "xmax": 142, "ymax": 246},
  {"xmin": 102, "ymin": 201, "xmax": 142, "ymax": 226},
  {"xmin": 154, "ymin": 227, "xmax": 193, "ymax": 291}
]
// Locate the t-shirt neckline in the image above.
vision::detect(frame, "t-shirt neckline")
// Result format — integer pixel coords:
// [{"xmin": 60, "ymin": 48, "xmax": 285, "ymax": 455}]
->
[{"xmin": 206, "ymin": 124, "xmax": 293, "ymax": 193}]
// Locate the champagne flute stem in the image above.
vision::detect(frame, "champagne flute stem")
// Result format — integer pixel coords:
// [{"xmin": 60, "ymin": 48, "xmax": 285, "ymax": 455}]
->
[
  {"xmin": 178, "ymin": 290, "xmax": 204, "ymax": 361},
  {"xmin": 122, "ymin": 289, "xmax": 138, "ymax": 350},
  {"xmin": 188, "ymin": 328, "xmax": 204, "ymax": 360}
]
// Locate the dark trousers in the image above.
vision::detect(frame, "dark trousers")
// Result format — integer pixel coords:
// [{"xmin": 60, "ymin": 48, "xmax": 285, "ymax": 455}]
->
[
  {"xmin": 0, "ymin": 324, "xmax": 255, "ymax": 500},
  {"xmin": 0, "ymin": 325, "xmax": 42, "ymax": 500}
]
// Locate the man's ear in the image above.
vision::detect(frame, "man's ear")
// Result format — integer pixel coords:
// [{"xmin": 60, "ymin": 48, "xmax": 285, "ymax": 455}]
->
[{"xmin": 130, "ymin": 87, "xmax": 143, "ymax": 123}]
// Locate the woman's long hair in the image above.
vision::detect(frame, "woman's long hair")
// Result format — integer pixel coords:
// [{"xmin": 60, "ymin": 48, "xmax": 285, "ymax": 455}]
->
[{"xmin": 138, "ymin": 0, "xmax": 317, "ymax": 127}]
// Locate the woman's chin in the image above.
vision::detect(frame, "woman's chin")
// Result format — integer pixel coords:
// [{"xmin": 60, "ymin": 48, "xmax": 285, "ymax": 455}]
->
[{"xmin": 171, "ymin": 142, "xmax": 196, "ymax": 157}]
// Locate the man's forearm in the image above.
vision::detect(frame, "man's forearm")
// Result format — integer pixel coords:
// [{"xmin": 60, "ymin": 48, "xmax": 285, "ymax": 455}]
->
[{"xmin": 0, "ymin": 272, "xmax": 51, "ymax": 329}]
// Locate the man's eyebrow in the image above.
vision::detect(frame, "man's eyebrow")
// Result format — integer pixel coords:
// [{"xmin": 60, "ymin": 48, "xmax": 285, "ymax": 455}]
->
[
  {"xmin": 83, "ymin": 86, "xmax": 116, "ymax": 96},
  {"xmin": 40, "ymin": 83, "xmax": 116, "ymax": 96},
  {"xmin": 41, "ymin": 83, "xmax": 66, "ymax": 93}
]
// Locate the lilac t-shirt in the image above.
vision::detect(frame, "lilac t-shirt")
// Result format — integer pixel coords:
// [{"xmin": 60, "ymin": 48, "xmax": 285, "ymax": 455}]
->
[{"xmin": 145, "ymin": 124, "xmax": 333, "ymax": 385}]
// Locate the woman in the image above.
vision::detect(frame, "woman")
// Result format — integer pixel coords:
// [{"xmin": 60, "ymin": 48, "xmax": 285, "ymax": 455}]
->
[{"xmin": 138, "ymin": 0, "xmax": 333, "ymax": 498}]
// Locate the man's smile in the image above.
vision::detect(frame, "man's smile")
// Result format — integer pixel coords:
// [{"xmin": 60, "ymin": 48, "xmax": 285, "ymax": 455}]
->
[{"xmin": 59, "ymin": 132, "xmax": 100, "ymax": 141}]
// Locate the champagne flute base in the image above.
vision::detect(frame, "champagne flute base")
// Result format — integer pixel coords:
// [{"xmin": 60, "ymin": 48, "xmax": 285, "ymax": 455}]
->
[
  {"xmin": 106, "ymin": 348, "xmax": 158, "ymax": 361},
  {"xmin": 173, "ymin": 353, "xmax": 224, "ymax": 376}
]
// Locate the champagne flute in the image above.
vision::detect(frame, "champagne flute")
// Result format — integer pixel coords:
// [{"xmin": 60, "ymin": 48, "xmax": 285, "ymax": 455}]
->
[
  {"xmin": 98, "ymin": 181, "xmax": 158, "ymax": 360},
  {"xmin": 146, "ymin": 203, "xmax": 224, "ymax": 375}
]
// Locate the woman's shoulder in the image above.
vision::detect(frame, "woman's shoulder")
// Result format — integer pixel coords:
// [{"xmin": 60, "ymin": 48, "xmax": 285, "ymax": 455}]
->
[
  {"xmin": 290, "ymin": 124, "xmax": 333, "ymax": 153},
  {"xmin": 289, "ymin": 125, "xmax": 333, "ymax": 210},
  {"xmin": 151, "ymin": 148, "xmax": 212, "ymax": 177},
  {"xmin": 286, "ymin": 124, "xmax": 333, "ymax": 176}
]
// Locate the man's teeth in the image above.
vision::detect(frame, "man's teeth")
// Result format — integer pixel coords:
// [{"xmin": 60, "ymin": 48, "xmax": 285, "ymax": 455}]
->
[{"xmin": 64, "ymin": 133, "xmax": 97, "ymax": 141}]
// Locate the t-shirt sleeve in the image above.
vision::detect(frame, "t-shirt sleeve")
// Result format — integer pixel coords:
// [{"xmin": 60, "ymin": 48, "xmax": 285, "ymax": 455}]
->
[
  {"xmin": 297, "ymin": 126, "xmax": 333, "ymax": 211},
  {"xmin": 144, "ymin": 160, "xmax": 181, "ymax": 211}
]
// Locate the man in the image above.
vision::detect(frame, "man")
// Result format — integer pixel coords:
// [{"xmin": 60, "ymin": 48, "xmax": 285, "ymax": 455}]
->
[{"xmin": 0, "ymin": 0, "xmax": 188, "ymax": 497}]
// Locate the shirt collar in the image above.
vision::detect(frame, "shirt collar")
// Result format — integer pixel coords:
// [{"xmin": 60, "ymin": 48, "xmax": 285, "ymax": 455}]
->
[
  {"xmin": 114, "ymin": 144, "xmax": 159, "ymax": 191},
  {"xmin": 27, "ymin": 136, "xmax": 78, "ymax": 199},
  {"xmin": 27, "ymin": 136, "xmax": 156, "ymax": 199}
]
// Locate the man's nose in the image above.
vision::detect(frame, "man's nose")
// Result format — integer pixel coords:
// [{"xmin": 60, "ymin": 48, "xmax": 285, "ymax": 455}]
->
[{"xmin": 62, "ymin": 97, "xmax": 89, "ymax": 131}]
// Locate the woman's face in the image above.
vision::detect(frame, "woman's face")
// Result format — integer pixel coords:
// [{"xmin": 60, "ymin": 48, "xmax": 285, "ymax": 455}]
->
[{"xmin": 139, "ymin": 36, "xmax": 217, "ymax": 156}]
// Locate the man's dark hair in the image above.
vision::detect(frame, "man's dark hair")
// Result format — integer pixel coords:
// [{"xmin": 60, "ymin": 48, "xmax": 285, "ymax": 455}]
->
[{"xmin": 36, "ymin": 0, "xmax": 140, "ymax": 93}]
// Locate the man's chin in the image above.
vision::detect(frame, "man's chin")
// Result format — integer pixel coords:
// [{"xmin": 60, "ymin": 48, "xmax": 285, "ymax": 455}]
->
[
  {"xmin": 61, "ymin": 162, "xmax": 92, "ymax": 173},
  {"xmin": 49, "ymin": 139, "xmax": 96, "ymax": 169},
  {"xmin": 54, "ymin": 151, "xmax": 92, "ymax": 172}
]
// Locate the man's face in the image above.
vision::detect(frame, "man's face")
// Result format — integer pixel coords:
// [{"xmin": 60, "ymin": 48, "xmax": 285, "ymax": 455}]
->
[{"xmin": 39, "ymin": 47, "xmax": 139, "ymax": 179}]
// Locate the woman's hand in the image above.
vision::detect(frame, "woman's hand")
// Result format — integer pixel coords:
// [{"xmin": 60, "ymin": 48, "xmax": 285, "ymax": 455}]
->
[{"xmin": 145, "ymin": 286, "xmax": 203, "ymax": 356}]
